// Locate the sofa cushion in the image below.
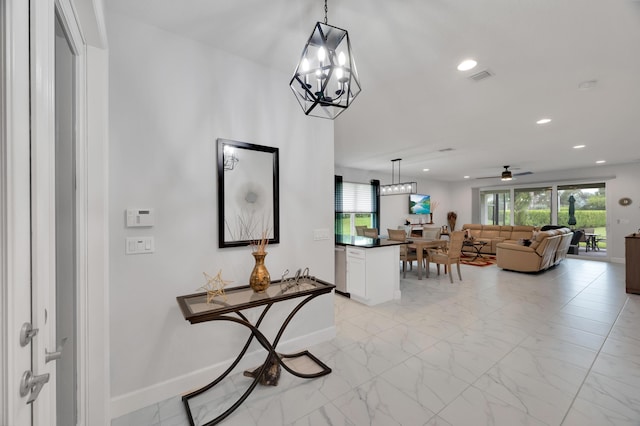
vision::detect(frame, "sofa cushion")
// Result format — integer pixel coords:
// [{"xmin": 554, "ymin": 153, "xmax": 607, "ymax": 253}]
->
[
  {"xmin": 499, "ymin": 226, "xmax": 513, "ymax": 238},
  {"xmin": 510, "ymin": 226, "xmax": 535, "ymax": 240}
]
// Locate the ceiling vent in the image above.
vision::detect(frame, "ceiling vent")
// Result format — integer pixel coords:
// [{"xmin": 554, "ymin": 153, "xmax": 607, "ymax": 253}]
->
[
  {"xmin": 438, "ymin": 148, "xmax": 455, "ymax": 152},
  {"xmin": 468, "ymin": 69, "xmax": 493, "ymax": 82}
]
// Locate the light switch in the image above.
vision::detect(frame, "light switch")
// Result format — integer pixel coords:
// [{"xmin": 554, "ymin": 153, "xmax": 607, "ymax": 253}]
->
[{"xmin": 126, "ymin": 237, "xmax": 155, "ymax": 255}]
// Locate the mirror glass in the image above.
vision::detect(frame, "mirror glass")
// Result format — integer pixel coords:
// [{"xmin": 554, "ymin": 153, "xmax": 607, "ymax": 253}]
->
[{"xmin": 217, "ymin": 139, "xmax": 280, "ymax": 248}]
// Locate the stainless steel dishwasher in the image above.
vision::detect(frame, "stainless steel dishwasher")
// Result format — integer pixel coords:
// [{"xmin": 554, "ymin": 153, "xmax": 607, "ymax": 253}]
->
[{"xmin": 334, "ymin": 245, "xmax": 347, "ymax": 295}]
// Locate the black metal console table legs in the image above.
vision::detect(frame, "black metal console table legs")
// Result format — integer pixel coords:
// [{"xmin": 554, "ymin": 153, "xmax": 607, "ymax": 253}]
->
[{"xmin": 181, "ymin": 293, "xmax": 331, "ymax": 426}]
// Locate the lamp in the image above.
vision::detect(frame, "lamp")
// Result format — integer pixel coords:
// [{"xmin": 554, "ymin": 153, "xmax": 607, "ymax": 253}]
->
[
  {"xmin": 223, "ymin": 146, "xmax": 239, "ymax": 171},
  {"xmin": 290, "ymin": 0, "xmax": 361, "ymax": 119},
  {"xmin": 380, "ymin": 159, "xmax": 417, "ymax": 195}
]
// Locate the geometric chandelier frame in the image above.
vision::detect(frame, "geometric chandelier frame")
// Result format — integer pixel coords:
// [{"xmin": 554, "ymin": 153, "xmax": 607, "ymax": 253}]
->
[{"xmin": 290, "ymin": 1, "xmax": 361, "ymax": 119}]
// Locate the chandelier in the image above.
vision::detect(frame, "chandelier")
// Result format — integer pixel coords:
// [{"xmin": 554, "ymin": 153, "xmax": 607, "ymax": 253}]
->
[
  {"xmin": 380, "ymin": 159, "xmax": 417, "ymax": 196},
  {"xmin": 290, "ymin": 0, "xmax": 361, "ymax": 119}
]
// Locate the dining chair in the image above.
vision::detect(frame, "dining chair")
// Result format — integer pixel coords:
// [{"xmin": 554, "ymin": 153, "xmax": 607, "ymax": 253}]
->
[
  {"xmin": 580, "ymin": 227, "xmax": 594, "ymax": 251},
  {"xmin": 422, "ymin": 227, "xmax": 441, "ymax": 240},
  {"xmin": 387, "ymin": 228, "xmax": 417, "ymax": 278},
  {"xmin": 355, "ymin": 226, "xmax": 367, "ymax": 236},
  {"xmin": 426, "ymin": 230, "xmax": 464, "ymax": 283},
  {"xmin": 363, "ymin": 228, "xmax": 378, "ymax": 238}
]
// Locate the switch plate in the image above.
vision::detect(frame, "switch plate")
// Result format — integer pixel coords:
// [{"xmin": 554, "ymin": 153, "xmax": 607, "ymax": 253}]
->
[
  {"xmin": 313, "ymin": 228, "xmax": 331, "ymax": 241},
  {"xmin": 126, "ymin": 237, "xmax": 155, "ymax": 255}
]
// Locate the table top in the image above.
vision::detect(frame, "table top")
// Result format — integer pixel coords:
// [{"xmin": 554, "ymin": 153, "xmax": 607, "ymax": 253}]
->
[
  {"xmin": 463, "ymin": 240, "xmax": 487, "ymax": 246},
  {"xmin": 177, "ymin": 278, "xmax": 335, "ymax": 324}
]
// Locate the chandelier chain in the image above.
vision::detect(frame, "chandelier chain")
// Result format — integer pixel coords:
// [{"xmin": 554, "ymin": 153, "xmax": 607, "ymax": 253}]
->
[{"xmin": 324, "ymin": 0, "xmax": 328, "ymax": 24}]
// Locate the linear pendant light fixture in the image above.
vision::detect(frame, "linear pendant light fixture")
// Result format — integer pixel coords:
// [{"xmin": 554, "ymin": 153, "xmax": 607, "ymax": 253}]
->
[
  {"xmin": 290, "ymin": 0, "xmax": 361, "ymax": 119},
  {"xmin": 380, "ymin": 159, "xmax": 417, "ymax": 195}
]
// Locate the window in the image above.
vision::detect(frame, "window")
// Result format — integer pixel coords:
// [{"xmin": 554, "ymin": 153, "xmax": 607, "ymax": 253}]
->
[
  {"xmin": 514, "ymin": 187, "xmax": 551, "ymax": 226},
  {"xmin": 335, "ymin": 177, "xmax": 379, "ymax": 237},
  {"xmin": 480, "ymin": 190, "xmax": 511, "ymax": 225}
]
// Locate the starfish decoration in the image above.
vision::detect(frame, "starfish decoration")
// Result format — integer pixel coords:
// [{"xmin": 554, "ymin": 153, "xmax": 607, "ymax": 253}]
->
[{"xmin": 199, "ymin": 270, "xmax": 232, "ymax": 303}]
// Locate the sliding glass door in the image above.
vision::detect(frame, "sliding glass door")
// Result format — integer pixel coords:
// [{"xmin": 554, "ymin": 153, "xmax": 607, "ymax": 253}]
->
[{"xmin": 480, "ymin": 190, "xmax": 511, "ymax": 225}]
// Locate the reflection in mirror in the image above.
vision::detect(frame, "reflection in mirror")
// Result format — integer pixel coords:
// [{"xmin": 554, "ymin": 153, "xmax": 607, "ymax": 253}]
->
[{"xmin": 217, "ymin": 139, "xmax": 280, "ymax": 248}]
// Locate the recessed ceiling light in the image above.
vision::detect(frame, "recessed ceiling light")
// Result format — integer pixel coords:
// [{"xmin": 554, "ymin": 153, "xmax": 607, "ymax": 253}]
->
[
  {"xmin": 596, "ymin": 160, "xmax": 606, "ymax": 164},
  {"xmin": 463, "ymin": 176, "xmax": 470, "ymax": 179},
  {"xmin": 536, "ymin": 118, "xmax": 552, "ymax": 125},
  {"xmin": 423, "ymin": 168, "xmax": 430, "ymax": 172},
  {"xmin": 457, "ymin": 59, "xmax": 477, "ymax": 71},
  {"xmin": 573, "ymin": 145, "xmax": 586, "ymax": 149}
]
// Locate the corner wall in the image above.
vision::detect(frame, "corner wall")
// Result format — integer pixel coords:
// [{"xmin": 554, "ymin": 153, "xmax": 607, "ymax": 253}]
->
[{"xmin": 107, "ymin": 12, "xmax": 336, "ymax": 417}]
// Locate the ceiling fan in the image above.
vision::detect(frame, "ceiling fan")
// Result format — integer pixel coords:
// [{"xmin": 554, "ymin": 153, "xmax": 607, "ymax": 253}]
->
[{"xmin": 476, "ymin": 165, "xmax": 533, "ymax": 180}]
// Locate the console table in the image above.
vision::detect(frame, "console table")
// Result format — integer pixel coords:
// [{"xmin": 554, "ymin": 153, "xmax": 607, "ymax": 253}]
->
[{"xmin": 176, "ymin": 278, "xmax": 335, "ymax": 425}]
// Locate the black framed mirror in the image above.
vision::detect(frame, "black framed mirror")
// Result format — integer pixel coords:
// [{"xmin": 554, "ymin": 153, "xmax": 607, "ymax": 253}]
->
[{"xmin": 217, "ymin": 138, "xmax": 280, "ymax": 248}]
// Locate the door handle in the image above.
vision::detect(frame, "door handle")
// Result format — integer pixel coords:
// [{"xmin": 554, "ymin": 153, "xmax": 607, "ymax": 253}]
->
[
  {"xmin": 45, "ymin": 337, "xmax": 68, "ymax": 363},
  {"xmin": 19, "ymin": 322, "xmax": 39, "ymax": 347},
  {"xmin": 20, "ymin": 370, "xmax": 50, "ymax": 404}
]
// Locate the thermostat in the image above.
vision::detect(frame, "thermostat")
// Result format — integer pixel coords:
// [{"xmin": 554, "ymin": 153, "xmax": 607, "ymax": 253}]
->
[{"xmin": 126, "ymin": 208, "xmax": 155, "ymax": 227}]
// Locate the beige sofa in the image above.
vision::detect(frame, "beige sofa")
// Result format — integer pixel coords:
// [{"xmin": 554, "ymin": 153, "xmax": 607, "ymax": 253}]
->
[
  {"xmin": 460, "ymin": 224, "xmax": 537, "ymax": 254},
  {"xmin": 496, "ymin": 228, "xmax": 573, "ymax": 272}
]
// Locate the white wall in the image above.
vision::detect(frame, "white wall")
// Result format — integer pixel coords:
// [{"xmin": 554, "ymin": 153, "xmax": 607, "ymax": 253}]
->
[
  {"xmin": 107, "ymin": 13, "xmax": 336, "ymax": 417},
  {"xmin": 335, "ymin": 166, "xmax": 453, "ymax": 233},
  {"xmin": 449, "ymin": 163, "xmax": 640, "ymax": 262}
]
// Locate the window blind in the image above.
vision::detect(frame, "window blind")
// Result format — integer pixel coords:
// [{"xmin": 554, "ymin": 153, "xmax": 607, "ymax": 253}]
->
[{"xmin": 338, "ymin": 182, "xmax": 374, "ymax": 213}]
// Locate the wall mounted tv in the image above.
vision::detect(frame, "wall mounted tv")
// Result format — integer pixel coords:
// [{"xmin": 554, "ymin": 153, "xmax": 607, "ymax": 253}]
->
[{"xmin": 409, "ymin": 194, "xmax": 431, "ymax": 215}]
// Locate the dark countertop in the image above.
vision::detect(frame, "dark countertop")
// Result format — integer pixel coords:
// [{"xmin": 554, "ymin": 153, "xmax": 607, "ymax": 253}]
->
[{"xmin": 335, "ymin": 235, "xmax": 408, "ymax": 248}]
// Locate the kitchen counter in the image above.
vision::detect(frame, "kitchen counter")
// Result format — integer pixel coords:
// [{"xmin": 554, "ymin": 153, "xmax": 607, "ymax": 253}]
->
[{"xmin": 335, "ymin": 235, "xmax": 408, "ymax": 248}]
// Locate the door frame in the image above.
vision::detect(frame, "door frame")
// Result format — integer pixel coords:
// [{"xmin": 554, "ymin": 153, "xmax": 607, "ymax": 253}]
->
[
  {"xmin": 1, "ymin": 0, "xmax": 32, "ymax": 424},
  {"xmin": 2, "ymin": 0, "xmax": 110, "ymax": 424}
]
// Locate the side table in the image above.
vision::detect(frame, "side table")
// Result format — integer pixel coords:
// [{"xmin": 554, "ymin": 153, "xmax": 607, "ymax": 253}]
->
[{"xmin": 176, "ymin": 278, "xmax": 335, "ymax": 425}]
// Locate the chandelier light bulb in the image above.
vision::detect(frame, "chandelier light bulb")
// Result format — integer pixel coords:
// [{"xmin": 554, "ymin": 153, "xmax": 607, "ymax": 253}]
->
[
  {"xmin": 301, "ymin": 58, "xmax": 309, "ymax": 71},
  {"xmin": 338, "ymin": 51, "xmax": 346, "ymax": 66},
  {"xmin": 317, "ymin": 46, "xmax": 326, "ymax": 62}
]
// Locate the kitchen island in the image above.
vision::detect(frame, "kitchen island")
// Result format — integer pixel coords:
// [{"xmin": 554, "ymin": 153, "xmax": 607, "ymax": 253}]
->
[{"xmin": 335, "ymin": 236, "xmax": 407, "ymax": 306}]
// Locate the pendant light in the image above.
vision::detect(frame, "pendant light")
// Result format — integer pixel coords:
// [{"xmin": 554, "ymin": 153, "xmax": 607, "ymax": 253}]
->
[
  {"xmin": 380, "ymin": 159, "xmax": 418, "ymax": 195},
  {"xmin": 290, "ymin": 0, "xmax": 361, "ymax": 119}
]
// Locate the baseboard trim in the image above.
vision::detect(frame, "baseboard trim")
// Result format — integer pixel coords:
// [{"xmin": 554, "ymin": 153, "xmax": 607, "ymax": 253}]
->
[{"xmin": 110, "ymin": 325, "xmax": 336, "ymax": 419}]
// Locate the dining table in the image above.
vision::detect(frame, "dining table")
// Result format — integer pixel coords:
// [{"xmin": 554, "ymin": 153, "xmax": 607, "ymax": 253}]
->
[{"xmin": 407, "ymin": 238, "xmax": 449, "ymax": 280}]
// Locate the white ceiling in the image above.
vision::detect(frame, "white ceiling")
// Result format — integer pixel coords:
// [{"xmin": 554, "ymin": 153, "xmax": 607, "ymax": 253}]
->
[{"xmin": 106, "ymin": 0, "xmax": 640, "ymax": 182}]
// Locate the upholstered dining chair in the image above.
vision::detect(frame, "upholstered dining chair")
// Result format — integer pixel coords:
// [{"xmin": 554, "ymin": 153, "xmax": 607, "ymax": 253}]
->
[
  {"xmin": 387, "ymin": 228, "xmax": 417, "ymax": 278},
  {"xmin": 426, "ymin": 230, "xmax": 464, "ymax": 283},
  {"xmin": 363, "ymin": 228, "xmax": 378, "ymax": 238}
]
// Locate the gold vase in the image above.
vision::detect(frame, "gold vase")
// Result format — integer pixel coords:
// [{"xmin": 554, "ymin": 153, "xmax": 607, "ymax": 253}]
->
[{"xmin": 250, "ymin": 252, "xmax": 270, "ymax": 293}]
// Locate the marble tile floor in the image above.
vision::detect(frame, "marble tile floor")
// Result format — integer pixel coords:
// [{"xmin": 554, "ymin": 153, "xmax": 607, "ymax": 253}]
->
[{"xmin": 112, "ymin": 258, "xmax": 640, "ymax": 426}]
